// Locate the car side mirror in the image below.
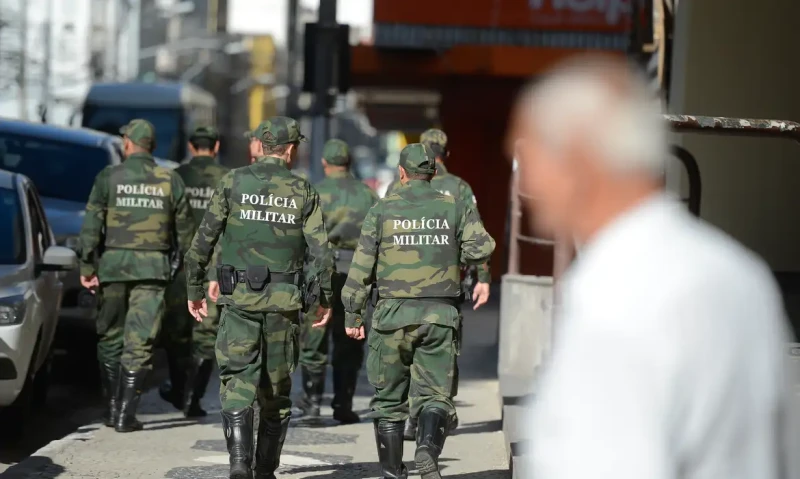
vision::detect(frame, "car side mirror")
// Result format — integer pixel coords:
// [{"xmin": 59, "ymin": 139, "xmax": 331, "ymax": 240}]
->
[{"xmin": 37, "ymin": 245, "xmax": 78, "ymax": 273}]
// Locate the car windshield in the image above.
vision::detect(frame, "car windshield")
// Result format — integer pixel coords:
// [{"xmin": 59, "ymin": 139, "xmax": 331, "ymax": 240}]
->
[
  {"xmin": 0, "ymin": 133, "xmax": 110, "ymax": 203},
  {"xmin": 0, "ymin": 185, "xmax": 26, "ymax": 265},
  {"xmin": 82, "ymin": 107, "xmax": 182, "ymax": 160}
]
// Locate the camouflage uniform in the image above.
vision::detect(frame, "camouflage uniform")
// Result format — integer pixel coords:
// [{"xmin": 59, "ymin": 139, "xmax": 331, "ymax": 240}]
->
[
  {"xmin": 79, "ymin": 119, "xmax": 195, "ymax": 433},
  {"xmin": 341, "ymin": 143, "xmax": 495, "ymax": 479},
  {"xmin": 388, "ymin": 129, "xmax": 492, "ymax": 441},
  {"xmin": 184, "ymin": 117, "xmax": 333, "ymax": 479},
  {"xmin": 160, "ymin": 126, "xmax": 230, "ymax": 418},
  {"xmin": 297, "ymin": 139, "xmax": 378, "ymax": 423}
]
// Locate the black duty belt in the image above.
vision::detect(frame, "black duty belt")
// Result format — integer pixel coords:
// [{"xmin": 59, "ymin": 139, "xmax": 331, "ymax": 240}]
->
[
  {"xmin": 233, "ymin": 270, "xmax": 300, "ymax": 286},
  {"xmin": 334, "ymin": 249, "xmax": 355, "ymax": 273},
  {"xmin": 377, "ymin": 296, "xmax": 461, "ymax": 307}
]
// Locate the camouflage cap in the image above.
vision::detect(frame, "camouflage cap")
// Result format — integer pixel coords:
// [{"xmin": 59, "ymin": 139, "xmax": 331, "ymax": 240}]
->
[
  {"xmin": 120, "ymin": 119, "xmax": 156, "ymax": 151},
  {"xmin": 420, "ymin": 128, "xmax": 447, "ymax": 155},
  {"xmin": 245, "ymin": 116, "xmax": 307, "ymax": 146},
  {"xmin": 322, "ymin": 139, "xmax": 349, "ymax": 166},
  {"xmin": 399, "ymin": 143, "xmax": 436, "ymax": 175},
  {"xmin": 190, "ymin": 125, "xmax": 219, "ymax": 143}
]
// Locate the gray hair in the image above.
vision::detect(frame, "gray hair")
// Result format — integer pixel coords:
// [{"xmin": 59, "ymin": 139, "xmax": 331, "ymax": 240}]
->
[{"xmin": 523, "ymin": 55, "xmax": 668, "ymax": 178}]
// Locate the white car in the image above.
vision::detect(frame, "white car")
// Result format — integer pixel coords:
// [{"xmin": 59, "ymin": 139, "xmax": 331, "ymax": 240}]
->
[{"xmin": 0, "ymin": 169, "xmax": 77, "ymax": 437}]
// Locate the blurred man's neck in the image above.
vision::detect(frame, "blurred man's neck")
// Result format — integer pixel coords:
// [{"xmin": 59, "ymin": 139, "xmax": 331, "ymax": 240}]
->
[
  {"xmin": 575, "ymin": 178, "xmax": 661, "ymax": 245},
  {"xmin": 324, "ymin": 165, "xmax": 348, "ymax": 176}
]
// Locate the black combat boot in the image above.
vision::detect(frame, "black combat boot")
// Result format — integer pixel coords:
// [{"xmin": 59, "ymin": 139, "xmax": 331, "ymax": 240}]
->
[
  {"xmin": 221, "ymin": 408, "xmax": 255, "ymax": 479},
  {"xmin": 100, "ymin": 362, "xmax": 120, "ymax": 428},
  {"xmin": 414, "ymin": 407, "xmax": 449, "ymax": 479},
  {"xmin": 331, "ymin": 367, "xmax": 360, "ymax": 424},
  {"xmin": 159, "ymin": 353, "xmax": 187, "ymax": 411},
  {"xmin": 254, "ymin": 417, "xmax": 290, "ymax": 479},
  {"xmin": 115, "ymin": 368, "xmax": 148, "ymax": 433},
  {"xmin": 296, "ymin": 367, "xmax": 324, "ymax": 417},
  {"xmin": 374, "ymin": 420, "xmax": 408, "ymax": 479},
  {"xmin": 183, "ymin": 358, "xmax": 213, "ymax": 418},
  {"xmin": 403, "ymin": 417, "xmax": 417, "ymax": 441}
]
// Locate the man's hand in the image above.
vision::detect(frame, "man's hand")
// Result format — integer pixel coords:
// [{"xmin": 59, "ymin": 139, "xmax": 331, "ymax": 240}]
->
[
  {"xmin": 80, "ymin": 274, "xmax": 99, "ymax": 291},
  {"xmin": 346, "ymin": 325, "xmax": 365, "ymax": 340},
  {"xmin": 207, "ymin": 281, "xmax": 220, "ymax": 302},
  {"xmin": 472, "ymin": 282, "xmax": 490, "ymax": 310},
  {"xmin": 188, "ymin": 299, "xmax": 208, "ymax": 322},
  {"xmin": 312, "ymin": 306, "xmax": 332, "ymax": 328}
]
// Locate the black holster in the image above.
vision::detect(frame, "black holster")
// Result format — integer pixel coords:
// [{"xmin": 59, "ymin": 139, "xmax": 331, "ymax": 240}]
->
[
  {"xmin": 245, "ymin": 265, "xmax": 270, "ymax": 292},
  {"xmin": 218, "ymin": 264, "xmax": 236, "ymax": 295},
  {"xmin": 303, "ymin": 276, "xmax": 320, "ymax": 313}
]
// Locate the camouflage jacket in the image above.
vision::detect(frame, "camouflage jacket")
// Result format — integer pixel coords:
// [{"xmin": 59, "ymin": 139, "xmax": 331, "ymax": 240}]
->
[
  {"xmin": 341, "ymin": 180, "xmax": 495, "ymax": 330},
  {"xmin": 315, "ymin": 171, "xmax": 378, "ymax": 252},
  {"xmin": 184, "ymin": 155, "xmax": 333, "ymax": 312},
  {"xmin": 79, "ymin": 152, "xmax": 194, "ymax": 282},
  {"xmin": 175, "ymin": 155, "xmax": 230, "ymax": 281},
  {"xmin": 386, "ymin": 162, "xmax": 490, "ymax": 282}
]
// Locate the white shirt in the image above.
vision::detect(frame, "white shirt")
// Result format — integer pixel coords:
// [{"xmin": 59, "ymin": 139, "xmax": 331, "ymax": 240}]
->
[{"xmin": 526, "ymin": 193, "xmax": 796, "ymax": 479}]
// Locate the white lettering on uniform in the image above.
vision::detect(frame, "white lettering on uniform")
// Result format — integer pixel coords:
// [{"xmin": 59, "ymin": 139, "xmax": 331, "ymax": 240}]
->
[
  {"xmin": 116, "ymin": 183, "xmax": 167, "ymax": 209},
  {"xmin": 390, "ymin": 216, "xmax": 451, "ymax": 246},
  {"xmin": 238, "ymin": 193, "xmax": 300, "ymax": 224}
]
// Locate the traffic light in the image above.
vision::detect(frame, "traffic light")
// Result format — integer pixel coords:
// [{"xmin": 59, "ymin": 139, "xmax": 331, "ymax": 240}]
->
[{"xmin": 302, "ymin": 23, "xmax": 351, "ymax": 94}]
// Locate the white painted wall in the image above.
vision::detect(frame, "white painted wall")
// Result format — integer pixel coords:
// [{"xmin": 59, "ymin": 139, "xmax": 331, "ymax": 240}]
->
[{"xmin": 669, "ymin": 0, "xmax": 800, "ymax": 272}]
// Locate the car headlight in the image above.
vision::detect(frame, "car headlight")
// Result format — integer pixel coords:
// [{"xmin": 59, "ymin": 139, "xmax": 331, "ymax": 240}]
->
[{"xmin": 0, "ymin": 296, "xmax": 26, "ymax": 326}]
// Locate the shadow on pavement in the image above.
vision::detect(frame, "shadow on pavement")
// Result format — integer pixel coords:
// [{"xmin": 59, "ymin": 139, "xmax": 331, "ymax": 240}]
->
[
  {"xmin": 451, "ymin": 419, "xmax": 501, "ymax": 436},
  {"xmin": 275, "ymin": 458, "xmax": 510, "ymax": 479},
  {"xmin": 0, "ymin": 456, "xmax": 66, "ymax": 479}
]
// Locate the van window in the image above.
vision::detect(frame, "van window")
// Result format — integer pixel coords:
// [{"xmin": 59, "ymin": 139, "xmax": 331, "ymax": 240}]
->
[{"xmin": 82, "ymin": 107, "xmax": 183, "ymax": 160}]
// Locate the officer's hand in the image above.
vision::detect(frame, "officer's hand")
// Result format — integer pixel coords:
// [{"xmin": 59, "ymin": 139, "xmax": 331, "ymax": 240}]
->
[
  {"xmin": 472, "ymin": 282, "xmax": 490, "ymax": 310},
  {"xmin": 207, "ymin": 281, "xmax": 220, "ymax": 302},
  {"xmin": 80, "ymin": 274, "xmax": 99, "ymax": 291},
  {"xmin": 312, "ymin": 306, "xmax": 332, "ymax": 328},
  {"xmin": 188, "ymin": 299, "xmax": 208, "ymax": 322},
  {"xmin": 346, "ymin": 326, "xmax": 365, "ymax": 340}
]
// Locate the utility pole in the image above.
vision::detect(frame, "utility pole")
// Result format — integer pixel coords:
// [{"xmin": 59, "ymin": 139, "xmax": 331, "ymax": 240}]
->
[
  {"xmin": 40, "ymin": 0, "xmax": 54, "ymax": 122},
  {"xmin": 17, "ymin": 0, "xmax": 28, "ymax": 119},
  {"xmin": 308, "ymin": 0, "xmax": 337, "ymax": 183},
  {"xmin": 285, "ymin": 0, "xmax": 298, "ymax": 118}
]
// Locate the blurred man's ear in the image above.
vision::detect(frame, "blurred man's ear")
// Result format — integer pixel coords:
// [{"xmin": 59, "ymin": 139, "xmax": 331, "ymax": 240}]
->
[
  {"xmin": 214, "ymin": 141, "xmax": 220, "ymax": 154},
  {"xmin": 322, "ymin": 158, "xmax": 329, "ymax": 168},
  {"xmin": 399, "ymin": 166, "xmax": 408, "ymax": 183}
]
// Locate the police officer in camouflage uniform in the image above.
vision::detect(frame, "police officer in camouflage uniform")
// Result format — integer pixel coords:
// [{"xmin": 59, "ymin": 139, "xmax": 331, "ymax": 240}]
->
[
  {"xmin": 389, "ymin": 129, "xmax": 493, "ymax": 440},
  {"xmin": 341, "ymin": 143, "xmax": 495, "ymax": 479},
  {"xmin": 159, "ymin": 126, "xmax": 230, "ymax": 417},
  {"xmin": 184, "ymin": 117, "xmax": 334, "ymax": 479},
  {"xmin": 296, "ymin": 139, "xmax": 378, "ymax": 424},
  {"xmin": 79, "ymin": 119, "xmax": 195, "ymax": 433}
]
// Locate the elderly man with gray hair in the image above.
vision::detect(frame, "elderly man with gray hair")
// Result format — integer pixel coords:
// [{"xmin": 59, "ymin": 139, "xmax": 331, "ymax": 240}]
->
[{"xmin": 515, "ymin": 54, "xmax": 797, "ymax": 479}]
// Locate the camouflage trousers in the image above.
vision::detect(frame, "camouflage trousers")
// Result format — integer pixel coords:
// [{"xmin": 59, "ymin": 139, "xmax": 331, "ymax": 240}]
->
[
  {"xmin": 160, "ymin": 272, "xmax": 219, "ymax": 361},
  {"xmin": 300, "ymin": 273, "xmax": 364, "ymax": 375},
  {"xmin": 367, "ymin": 323, "xmax": 459, "ymax": 422},
  {"xmin": 216, "ymin": 306, "xmax": 300, "ymax": 420},
  {"xmin": 96, "ymin": 280, "xmax": 167, "ymax": 372}
]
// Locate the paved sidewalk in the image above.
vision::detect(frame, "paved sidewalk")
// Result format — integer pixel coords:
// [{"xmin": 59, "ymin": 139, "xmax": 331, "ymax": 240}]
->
[{"xmin": 1, "ymin": 301, "xmax": 509, "ymax": 479}]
